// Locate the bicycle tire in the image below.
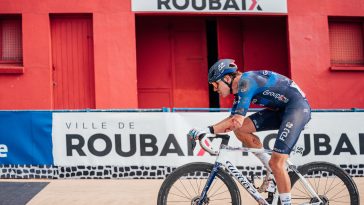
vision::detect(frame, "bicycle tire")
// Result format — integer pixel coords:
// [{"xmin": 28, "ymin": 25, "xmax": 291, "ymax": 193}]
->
[
  {"xmin": 157, "ymin": 162, "xmax": 241, "ymax": 205},
  {"xmin": 289, "ymin": 161, "xmax": 360, "ymax": 205}
]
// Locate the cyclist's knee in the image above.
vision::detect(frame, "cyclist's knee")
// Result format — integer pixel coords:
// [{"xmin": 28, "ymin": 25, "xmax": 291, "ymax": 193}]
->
[{"xmin": 269, "ymin": 153, "xmax": 288, "ymax": 172}]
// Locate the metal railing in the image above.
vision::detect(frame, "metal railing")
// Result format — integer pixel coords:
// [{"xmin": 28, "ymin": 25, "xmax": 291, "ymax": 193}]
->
[{"xmin": 1, "ymin": 108, "xmax": 363, "ymax": 112}]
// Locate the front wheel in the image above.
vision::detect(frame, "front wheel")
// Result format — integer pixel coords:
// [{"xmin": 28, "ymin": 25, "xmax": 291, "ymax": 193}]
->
[
  {"xmin": 157, "ymin": 162, "xmax": 241, "ymax": 205},
  {"xmin": 289, "ymin": 161, "xmax": 360, "ymax": 205}
]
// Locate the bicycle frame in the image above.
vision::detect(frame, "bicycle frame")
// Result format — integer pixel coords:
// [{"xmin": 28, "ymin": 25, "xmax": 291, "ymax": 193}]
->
[{"xmin": 197, "ymin": 134, "xmax": 323, "ymax": 205}]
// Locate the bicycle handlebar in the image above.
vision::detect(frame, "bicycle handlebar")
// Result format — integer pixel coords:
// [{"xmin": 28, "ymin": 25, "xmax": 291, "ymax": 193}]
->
[
  {"xmin": 198, "ymin": 133, "xmax": 230, "ymax": 155},
  {"xmin": 198, "ymin": 134, "xmax": 272, "ymax": 155}
]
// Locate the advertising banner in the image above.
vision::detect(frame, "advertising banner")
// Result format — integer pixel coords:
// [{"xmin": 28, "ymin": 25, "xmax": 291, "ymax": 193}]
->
[
  {"xmin": 52, "ymin": 112, "xmax": 364, "ymax": 167},
  {"xmin": 0, "ymin": 111, "xmax": 53, "ymax": 165},
  {"xmin": 132, "ymin": 0, "xmax": 288, "ymax": 14}
]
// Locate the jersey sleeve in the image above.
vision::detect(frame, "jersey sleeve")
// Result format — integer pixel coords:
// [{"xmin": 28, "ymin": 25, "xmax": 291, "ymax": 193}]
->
[{"xmin": 231, "ymin": 75, "xmax": 258, "ymax": 116}]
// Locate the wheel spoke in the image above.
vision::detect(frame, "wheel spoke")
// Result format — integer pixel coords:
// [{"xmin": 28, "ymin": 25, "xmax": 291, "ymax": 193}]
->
[
  {"xmin": 196, "ymin": 178, "xmax": 202, "ymax": 195},
  {"xmin": 315, "ymin": 174, "xmax": 321, "ymax": 194},
  {"xmin": 177, "ymin": 178, "xmax": 193, "ymax": 198},
  {"xmin": 323, "ymin": 173, "xmax": 329, "ymax": 195},
  {"xmin": 170, "ymin": 182, "xmax": 192, "ymax": 200},
  {"xmin": 289, "ymin": 163, "xmax": 358, "ymax": 205},
  {"xmin": 208, "ymin": 181, "xmax": 226, "ymax": 197},
  {"xmin": 208, "ymin": 196, "xmax": 234, "ymax": 204},
  {"xmin": 159, "ymin": 164, "xmax": 238, "ymax": 205},
  {"xmin": 325, "ymin": 177, "xmax": 344, "ymax": 195},
  {"xmin": 210, "ymin": 188, "xmax": 230, "ymax": 198},
  {"xmin": 188, "ymin": 176, "xmax": 198, "ymax": 196},
  {"xmin": 168, "ymin": 192, "xmax": 192, "ymax": 201},
  {"xmin": 295, "ymin": 178, "xmax": 312, "ymax": 197}
]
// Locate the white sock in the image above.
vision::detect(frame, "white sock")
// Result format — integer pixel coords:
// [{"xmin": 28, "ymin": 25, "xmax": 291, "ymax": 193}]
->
[
  {"xmin": 253, "ymin": 152, "xmax": 272, "ymax": 172},
  {"xmin": 279, "ymin": 193, "xmax": 291, "ymax": 205}
]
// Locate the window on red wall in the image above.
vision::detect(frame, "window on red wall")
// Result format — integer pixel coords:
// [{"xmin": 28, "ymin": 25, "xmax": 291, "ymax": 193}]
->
[
  {"xmin": 0, "ymin": 16, "xmax": 23, "ymax": 65},
  {"xmin": 329, "ymin": 18, "xmax": 364, "ymax": 70}
]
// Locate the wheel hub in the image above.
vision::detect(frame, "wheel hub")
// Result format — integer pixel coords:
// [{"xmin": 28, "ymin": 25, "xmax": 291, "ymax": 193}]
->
[
  {"xmin": 310, "ymin": 195, "xmax": 329, "ymax": 205},
  {"xmin": 191, "ymin": 196, "xmax": 209, "ymax": 205}
]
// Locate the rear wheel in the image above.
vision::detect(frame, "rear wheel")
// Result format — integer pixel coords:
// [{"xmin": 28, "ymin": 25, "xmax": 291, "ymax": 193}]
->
[
  {"xmin": 289, "ymin": 162, "xmax": 359, "ymax": 205},
  {"xmin": 157, "ymin": 162, "xmax": 241, "ymax": 205}
]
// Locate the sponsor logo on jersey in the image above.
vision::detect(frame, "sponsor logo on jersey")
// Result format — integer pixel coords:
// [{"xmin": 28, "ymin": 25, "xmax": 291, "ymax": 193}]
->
[
  {"xmin": 279, "ymin": 121, "xmax": 294, "ymax": 142},
  {"xmin": 273, "ymin": 147, "xmax": 284, "ymax": 153},
  {"xmin": 239, "ymin": 79, "xmax": 249, "ymax": 92},
  {"xmin": 286, "ymin": 122, "xmax": 293, "ymax": 128},
  {"xmin": 262, "ymin": 90, "xmax": 289, "ymax": 103}
]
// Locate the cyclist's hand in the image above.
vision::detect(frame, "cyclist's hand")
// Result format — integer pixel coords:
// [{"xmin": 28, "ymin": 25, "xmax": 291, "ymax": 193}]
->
[
  {"xmin": 187, "ymin": 128, "xmax": 207, "ymax": 151},
  {"xmin": 188, "ymin": 128, "xmax": 206, "ymax": 140}
]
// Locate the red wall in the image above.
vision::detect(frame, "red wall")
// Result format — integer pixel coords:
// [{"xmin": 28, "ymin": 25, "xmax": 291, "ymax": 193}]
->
[
  {"xmin": 0, "ymin": 0, "xmax": 364, "ymax": 109},
  {"xmin": 217, "ymin": 16, "xmax": 289, "ymax": 108},
  {"xmin": 287, "ymin": 0, "xmax": 364, "ymax": 108},
  {"xmin": 0, "ymin": 0, "xmax": 138, "ymax": 109},
  {"xmin": 242, "ymin": 17, "xmax": 289, "ymax": 76},
  {"xmin": 136, "ymin": 16, "xmax": 209, "ymax": 108}
]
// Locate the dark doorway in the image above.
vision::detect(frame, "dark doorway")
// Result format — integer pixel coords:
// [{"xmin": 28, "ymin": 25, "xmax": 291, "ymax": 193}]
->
[{"xmin": 206, "ymin": 18, "xmax": 220, "ymax": 108}]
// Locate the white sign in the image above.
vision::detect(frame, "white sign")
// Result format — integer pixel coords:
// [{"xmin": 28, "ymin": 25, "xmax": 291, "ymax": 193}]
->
[
  {"xmin": 0, "ymin": 144, "xmax": 8, "ymax": 158},
  {"xmin": 132, "ymin": 0, "xmax": 288, "ymax": 13},
  {"xmin": 52, "ymin": 112, "xmax": 364, "ymax": 167}
]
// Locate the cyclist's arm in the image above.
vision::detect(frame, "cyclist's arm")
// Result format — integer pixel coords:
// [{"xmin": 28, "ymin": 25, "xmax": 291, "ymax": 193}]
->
[
  {"xmin": 209, "ymin": 75, "xmax": 257, "ymax": 134},
  {"xmin": 210, "ymin": 114, "xmax": 245, "ymax": 133}
]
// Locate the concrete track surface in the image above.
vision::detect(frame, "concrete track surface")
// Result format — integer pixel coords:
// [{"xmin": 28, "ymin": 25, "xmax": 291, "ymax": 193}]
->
[{"xmin": 0, "ymin": 178, "xmax": 363, "ymax": 205}]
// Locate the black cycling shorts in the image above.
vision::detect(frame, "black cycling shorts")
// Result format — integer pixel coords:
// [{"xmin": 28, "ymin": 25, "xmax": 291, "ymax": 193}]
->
[{"xmin": 248, "ymin": 99, "xmax": 311, "ymax": 154}]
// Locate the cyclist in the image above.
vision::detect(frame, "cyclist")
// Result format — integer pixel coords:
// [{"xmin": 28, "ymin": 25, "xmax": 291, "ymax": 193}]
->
[{"xmin": 188, "ymin": 59, "xmax": 311, "ymax": 205}]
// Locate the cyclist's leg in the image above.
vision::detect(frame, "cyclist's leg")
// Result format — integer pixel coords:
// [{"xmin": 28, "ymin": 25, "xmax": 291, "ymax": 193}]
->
[
  {"xmin": 235, "ymin": 109, "xmax": 283, "ymax": 172},
  {"xmin": 272, "ymin": 101, "xmax": 311, "ymax": 155},
  {"xmin": 270, "ymin": 99, "xmax": 311, "ymax": 200},
  {"xmin": 269, "ymin": 152, "xmax": 290, "ymax": 192},
  {"xmin": 233, "ymin": 117, "xmax": 261, "ymax": 148},
  {"xmin": 234, "ymin": 108, "xmax": 282, "ymax": 148}
]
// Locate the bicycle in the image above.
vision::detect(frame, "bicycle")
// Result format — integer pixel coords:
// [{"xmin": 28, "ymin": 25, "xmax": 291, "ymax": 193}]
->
[{"xmin": 157, "ymin": 134, "xmax": 360, "ymax": 205}]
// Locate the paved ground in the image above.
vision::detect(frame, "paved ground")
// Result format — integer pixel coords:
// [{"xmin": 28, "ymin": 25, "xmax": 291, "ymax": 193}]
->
[
  {"xmin": 0, "ymin": 182, "xmax": 48, "ymax": 205},
  {"xmin": 0, "ymin": 178, "xmax": 363, "ymax": 204}
]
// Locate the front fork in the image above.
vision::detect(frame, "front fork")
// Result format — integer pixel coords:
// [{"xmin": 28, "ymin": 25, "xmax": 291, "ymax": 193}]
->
[
  {"xmin": 286, "ymin": 160, "xmax": 323, "ymax": 205},
  {"xmin": 197, "ymin": 162, "xmax": 222, "ymax": 205}
]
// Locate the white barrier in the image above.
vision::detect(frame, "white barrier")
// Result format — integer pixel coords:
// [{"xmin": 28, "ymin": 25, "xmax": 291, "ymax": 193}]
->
[{"xmin": 52, "ymin": 112, "xmax": 364, "ymax": 167}]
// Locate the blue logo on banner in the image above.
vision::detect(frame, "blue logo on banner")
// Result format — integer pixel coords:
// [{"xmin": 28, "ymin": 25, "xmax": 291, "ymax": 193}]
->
[{"xmin": 0, "ymin": 111, "xmax": 53, "ymax": 165}]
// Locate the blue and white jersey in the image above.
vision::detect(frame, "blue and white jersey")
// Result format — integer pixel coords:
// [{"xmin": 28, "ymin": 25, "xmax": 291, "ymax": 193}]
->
[{"xmin": 231, "ymin": 70, "xmax": 306, "ymax": 116}]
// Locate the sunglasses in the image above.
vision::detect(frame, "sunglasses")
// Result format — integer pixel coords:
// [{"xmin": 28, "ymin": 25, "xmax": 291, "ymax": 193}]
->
[{"xmin": 210, "ymin": 80, "xmax": 221, "ymax": 90}]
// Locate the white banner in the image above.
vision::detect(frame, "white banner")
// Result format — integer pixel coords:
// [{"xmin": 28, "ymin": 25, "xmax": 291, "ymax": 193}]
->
[
  {"xmin": 132, "ymin": 0, "xmax": 287, "ymax": 14},
  {"xmin": 52, "ymin": 112, "xmax": 364, "ymax": 167}
]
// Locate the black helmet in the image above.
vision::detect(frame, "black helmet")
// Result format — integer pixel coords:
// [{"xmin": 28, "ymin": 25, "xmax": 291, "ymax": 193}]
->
[{"xmin": 208, "ymin": 59, "xmax": 237, "ymax": 83}]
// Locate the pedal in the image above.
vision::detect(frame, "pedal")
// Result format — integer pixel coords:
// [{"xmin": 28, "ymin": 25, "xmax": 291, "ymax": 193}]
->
[
  {"xmin": 258, "ymin": 174, "xmax": 276, "ymax": 193},
  {"xmin": 265, "ymin": 192, "xmax": 274, "ymax": 204},
  {"xmin": 248, "ymin": 173, "xmax": 256, "ymax": 187},
  {"xmin": 266, "ymin": 179, "xmax": 276, "ymax": 193}
]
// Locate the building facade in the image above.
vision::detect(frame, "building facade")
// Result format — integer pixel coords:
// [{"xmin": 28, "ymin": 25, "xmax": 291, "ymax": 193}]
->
[{"xmin": 0, "ymin": 0, "xmax": 363, "ymax": 110}]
